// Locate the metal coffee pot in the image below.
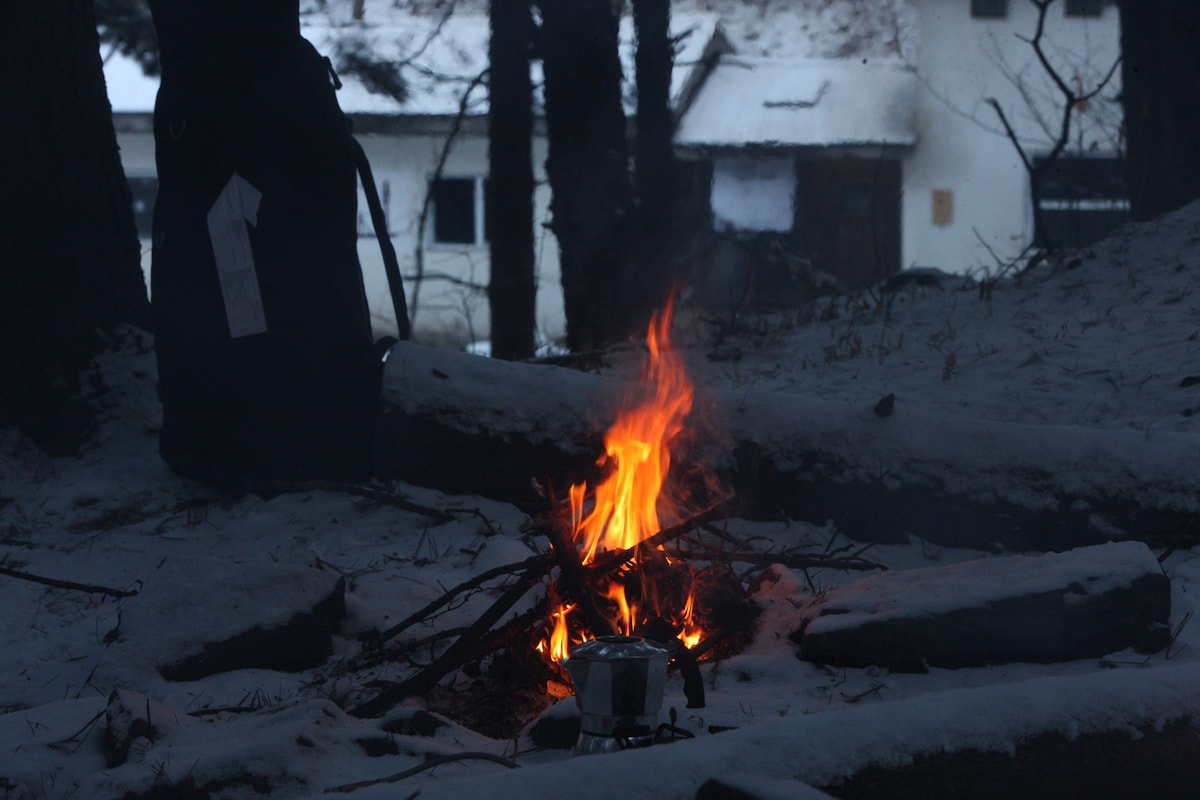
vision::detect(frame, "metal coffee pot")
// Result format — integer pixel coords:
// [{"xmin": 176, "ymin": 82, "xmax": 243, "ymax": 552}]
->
[{"xmin": 562, "ymin": 635, "xmax": 671, "ymax": 756}]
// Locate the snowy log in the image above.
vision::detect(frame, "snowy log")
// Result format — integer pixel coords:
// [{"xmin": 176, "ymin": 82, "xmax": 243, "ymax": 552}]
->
[
  {"xmin": 158, "ymin": 577, "xmax": 346, "ymax": 681},
  {"xmin": 377, "ymin": 341, "xmax": 1199, "ymax": 551},
  {"xmin": 392, "ymin": 664, "xmax": 1200, "ymax": 800},
  {"xmin": 792, "ymin": 541, "xmax": 1171, "ymax": 670}
]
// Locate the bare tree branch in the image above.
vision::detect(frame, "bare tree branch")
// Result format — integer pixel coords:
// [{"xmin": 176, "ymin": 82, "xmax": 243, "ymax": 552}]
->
[{"xmin": 410, "ymin": 68, "xmax": 489, "ymax": 325}]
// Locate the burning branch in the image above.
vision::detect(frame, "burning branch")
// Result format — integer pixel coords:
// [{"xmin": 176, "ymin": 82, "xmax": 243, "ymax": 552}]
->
[
  {"xmin": 371, "ymin": 553, "xmax": 552, "ymax": 648},
  {"xmin": 584, "ymin": 497, "xmax": 734, "ymax": 581},
  {"xmin": 540, "ymin": 512, "xmax": 619, "ymax": 638}
]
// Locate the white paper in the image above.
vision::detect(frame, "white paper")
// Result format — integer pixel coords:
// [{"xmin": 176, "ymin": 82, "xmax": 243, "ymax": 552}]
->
[{"xmin": 207, "ymin": 173, "xmax": 267, "ymax": 338}]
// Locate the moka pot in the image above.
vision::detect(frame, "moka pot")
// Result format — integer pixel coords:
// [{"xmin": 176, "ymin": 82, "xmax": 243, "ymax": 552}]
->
[{"xmin": 562, "ymin": 635, "xmax": 671, "ymax": 756}]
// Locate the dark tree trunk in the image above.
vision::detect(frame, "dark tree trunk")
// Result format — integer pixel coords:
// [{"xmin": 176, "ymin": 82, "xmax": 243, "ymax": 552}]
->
[
  {"xmin": 627, "ymin": 0, "xmax": 677, "ymax": 331},
  {"xmin": 0, "ymin": 0, "xmax": 150, "ymax": 453},
  {"xmin": 487, "ymin": 0, "xmax": 537, "ymax": 360},
  {"xmin": 1118, "ymin": 1, "xmax": 1200, "ymax": 220},
  {"xmin": 539, "ymin": 0, "xmax": 633, "ymax": 352},
  {"xmin": 632, "ymin": 0, "xmax": 675, "ymax": 231}
]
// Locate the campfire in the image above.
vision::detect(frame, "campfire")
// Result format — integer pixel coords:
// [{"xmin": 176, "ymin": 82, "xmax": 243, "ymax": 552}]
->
[
  {"xmin": 348, "ymin": 300, "xmax": 763, "ymax": 735},
  {"xmin": 538, "ymin": 299, "xmax": 709, "ymax": 664}
]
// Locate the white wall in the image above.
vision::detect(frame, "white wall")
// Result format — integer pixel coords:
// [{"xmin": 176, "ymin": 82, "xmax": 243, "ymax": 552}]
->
[
  {"xmin": 353, "ymin": 133, "xmax": 563, "ymax": 347},
  {"xmin": 904, "ymin": 0, "xmax": 1122, "ymax": 274}
]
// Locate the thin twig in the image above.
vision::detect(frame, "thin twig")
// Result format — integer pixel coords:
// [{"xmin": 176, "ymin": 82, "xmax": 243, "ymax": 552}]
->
[
  {"xmin": 349, "ymin": 561, "xmax": 548, "ymax": 718},
  {"xmin": 664, "ymin": 545, "xmax": 886, "ymax": 573},
  {"xmin": 411, "ymin": 67, "xmax": 490, "ymax": 324},
  {"xmin": 0, "ymin": 565, "xmax": 139, "ymax": 598},
  {"xmin": 249, "ymin": 481, "xmax": 454, "ymax": 522},
  {"xmin": 325, "ymin": 751, "xmax": 518, "ymax": 794},
  {"xmin": 373, "ymin": 554, "xmax": 551, "ymax": 647}
]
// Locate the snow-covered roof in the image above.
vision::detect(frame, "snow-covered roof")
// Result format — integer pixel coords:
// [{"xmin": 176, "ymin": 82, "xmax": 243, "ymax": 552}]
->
[
  {"xmin": 674, "ymin": 56, "xmax": 919, "ymax": 152},
  {"xmin": 102, "ymin": 11, "xmax": 727, "ymax": 120}
]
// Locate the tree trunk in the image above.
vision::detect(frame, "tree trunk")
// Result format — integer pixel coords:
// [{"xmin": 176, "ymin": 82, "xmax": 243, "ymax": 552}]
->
[
  {"xmin": 1118, "ymin": 1, "xmax": 1200, "ymax": 220},
  {"xmin": 632, "ymin": 0, "xmax": 674, "ymax": 228},
  {"xmin": 0, "ymin": 0, "xmax": 150, "ymax": 453},
  {"xmin": 539, "ymin": 0, "xmax": 633, "ymax": 352},
  {"xmin": 626, "ymin": 0, "xmax": 678, "ymax": 333},
  {"xmin": 487, "ymin": 0, "xmax": 537, "ymax": 361}
]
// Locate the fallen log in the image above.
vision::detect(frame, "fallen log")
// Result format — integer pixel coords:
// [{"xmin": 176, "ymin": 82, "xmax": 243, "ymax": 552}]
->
[
  {"xmin": 159, "ymin": 577, "xmax": 346, "ymax": 681},
  {"xmin": 825, "ymin": 717, "xmax": 1200, "ymax": 800},
  {"xmin": 377, "ymin": 341, "xmax": 1200, "ymax": 551},
  {"xmin": 394, "ymin": 664, "xmax": 1200, "ymax": 800},
  {"xmin": 792, "ymin": 541, "xmax": 1172, "ymax": 670}
]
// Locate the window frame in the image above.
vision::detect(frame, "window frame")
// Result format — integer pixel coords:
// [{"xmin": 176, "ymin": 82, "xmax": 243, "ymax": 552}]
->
[
  {"xmin": 428, "ymin": 175, "xmax": 488, "ymax": 248},
  {"xmin": 970, "ymin": 0, "xmax": 1008, "ymax": 19},
  {"xmin": 1064, "ymin": 0, "xmax": 1103, "ymax": 18},
  {"xmin": 1031, "ymin": 154, "xmax": 1130, "ymax": 248}
]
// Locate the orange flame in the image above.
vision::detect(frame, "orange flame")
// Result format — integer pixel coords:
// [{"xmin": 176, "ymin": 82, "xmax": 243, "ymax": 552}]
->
[
  {"xmin": 571, "ymin": 300, "xmax": 694, "ymax": 566},
  {"xmin": 568, "ymin": 299, "xmax": 697, "ymax": 638},
  {"xmin": 540, "ymin": 602, "xmax": 575, "ymax": 663},
  {"xmin": 679, "ymin": 579, "xmax": 702, "ymax": 649}
]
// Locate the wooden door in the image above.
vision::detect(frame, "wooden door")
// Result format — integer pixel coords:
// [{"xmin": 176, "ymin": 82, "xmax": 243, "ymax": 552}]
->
[{"xmin": 795, "ymin": 157, "xmax": 901, "ymax": 289}]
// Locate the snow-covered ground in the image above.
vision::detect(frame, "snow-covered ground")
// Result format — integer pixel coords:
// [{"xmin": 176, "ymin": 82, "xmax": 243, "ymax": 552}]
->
[{"xmin": 1, "ymin": 202, "xmax": 1198, "ymax": 798}]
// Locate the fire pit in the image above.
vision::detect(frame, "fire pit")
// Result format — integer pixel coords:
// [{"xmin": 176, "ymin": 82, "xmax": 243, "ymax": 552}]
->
[{"xmin": 348, "ymin": 299, "xmax": 760, "ymax": 727}]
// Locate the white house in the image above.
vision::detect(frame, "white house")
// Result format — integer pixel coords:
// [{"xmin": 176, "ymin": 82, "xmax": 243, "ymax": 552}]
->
[
  {"xmin": 673, "ymin": 0, "xmax": 1123, "ymax": 307},
  {"xmin": 907, "ymin": 0, "xmax": 1124, "ymax": 272},
  {"xmin": 103, "ymin": 0, "xmax": 1124, "ymax": 347}
]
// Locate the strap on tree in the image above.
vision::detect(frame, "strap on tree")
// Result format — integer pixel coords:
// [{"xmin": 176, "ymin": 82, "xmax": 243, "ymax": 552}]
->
[{"xmin": 352, "ymin": 139, "xmax": 411, "ymax": 341}]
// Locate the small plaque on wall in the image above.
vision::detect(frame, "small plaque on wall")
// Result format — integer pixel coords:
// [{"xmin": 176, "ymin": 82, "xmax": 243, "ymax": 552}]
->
[{"xmin": 932, "ymin": 189, "xmax": 954, "ymax": 227}]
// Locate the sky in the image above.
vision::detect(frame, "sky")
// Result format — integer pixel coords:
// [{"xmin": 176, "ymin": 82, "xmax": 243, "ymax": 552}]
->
[{"xmin": 1, "ymin": 190, "xmax": 1198, "ymax": 797}]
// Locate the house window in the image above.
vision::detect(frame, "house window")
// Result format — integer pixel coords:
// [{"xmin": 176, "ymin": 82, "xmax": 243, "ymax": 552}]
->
[
  {"xmin": 430, "ymin": 176, "xmax": 487, "ymax": 246},
  {"xmin": 1065, "ymin": 0, "xmax": 1102, "ymax": 17},
  {"xmin": 971, "ymin": 0, "xmax": 1008, "ymax": 18},
  {"xmin": 1033, "ymin": 156, "xmax": 1129, "ymax": 248},
  {"xmin": 710, "ymin": 156, "xmax": 796, "ymax": 233},
  {"xmin": 126, "ymin": 175, "xmax": 157, "ymax": 238}
]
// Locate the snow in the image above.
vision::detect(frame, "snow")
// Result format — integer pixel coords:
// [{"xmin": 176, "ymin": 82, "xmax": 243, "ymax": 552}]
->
[
  {"xmin": 102, "ymin": 0, "xmax": 917, "ymax": 120},
  {"xmin": 800, "ymin": 541, "xmax": 1161, "ymax": 635},
  {"xmin": 101, "ymin": 8, "xmax": 725, "ymax": 119},
  {"xmin": 674, "ymin": 57, "xmax": 919, "ymax": 152},
  {"xmin": 3, "ymin": 187, "xmax": 1199, "ymax": 796}
]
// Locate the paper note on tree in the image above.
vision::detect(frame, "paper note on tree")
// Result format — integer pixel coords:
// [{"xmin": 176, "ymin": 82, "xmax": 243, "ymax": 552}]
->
[{"xmin": 207, "ymin": 173, "xmax": 267, "ymax": 338}]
